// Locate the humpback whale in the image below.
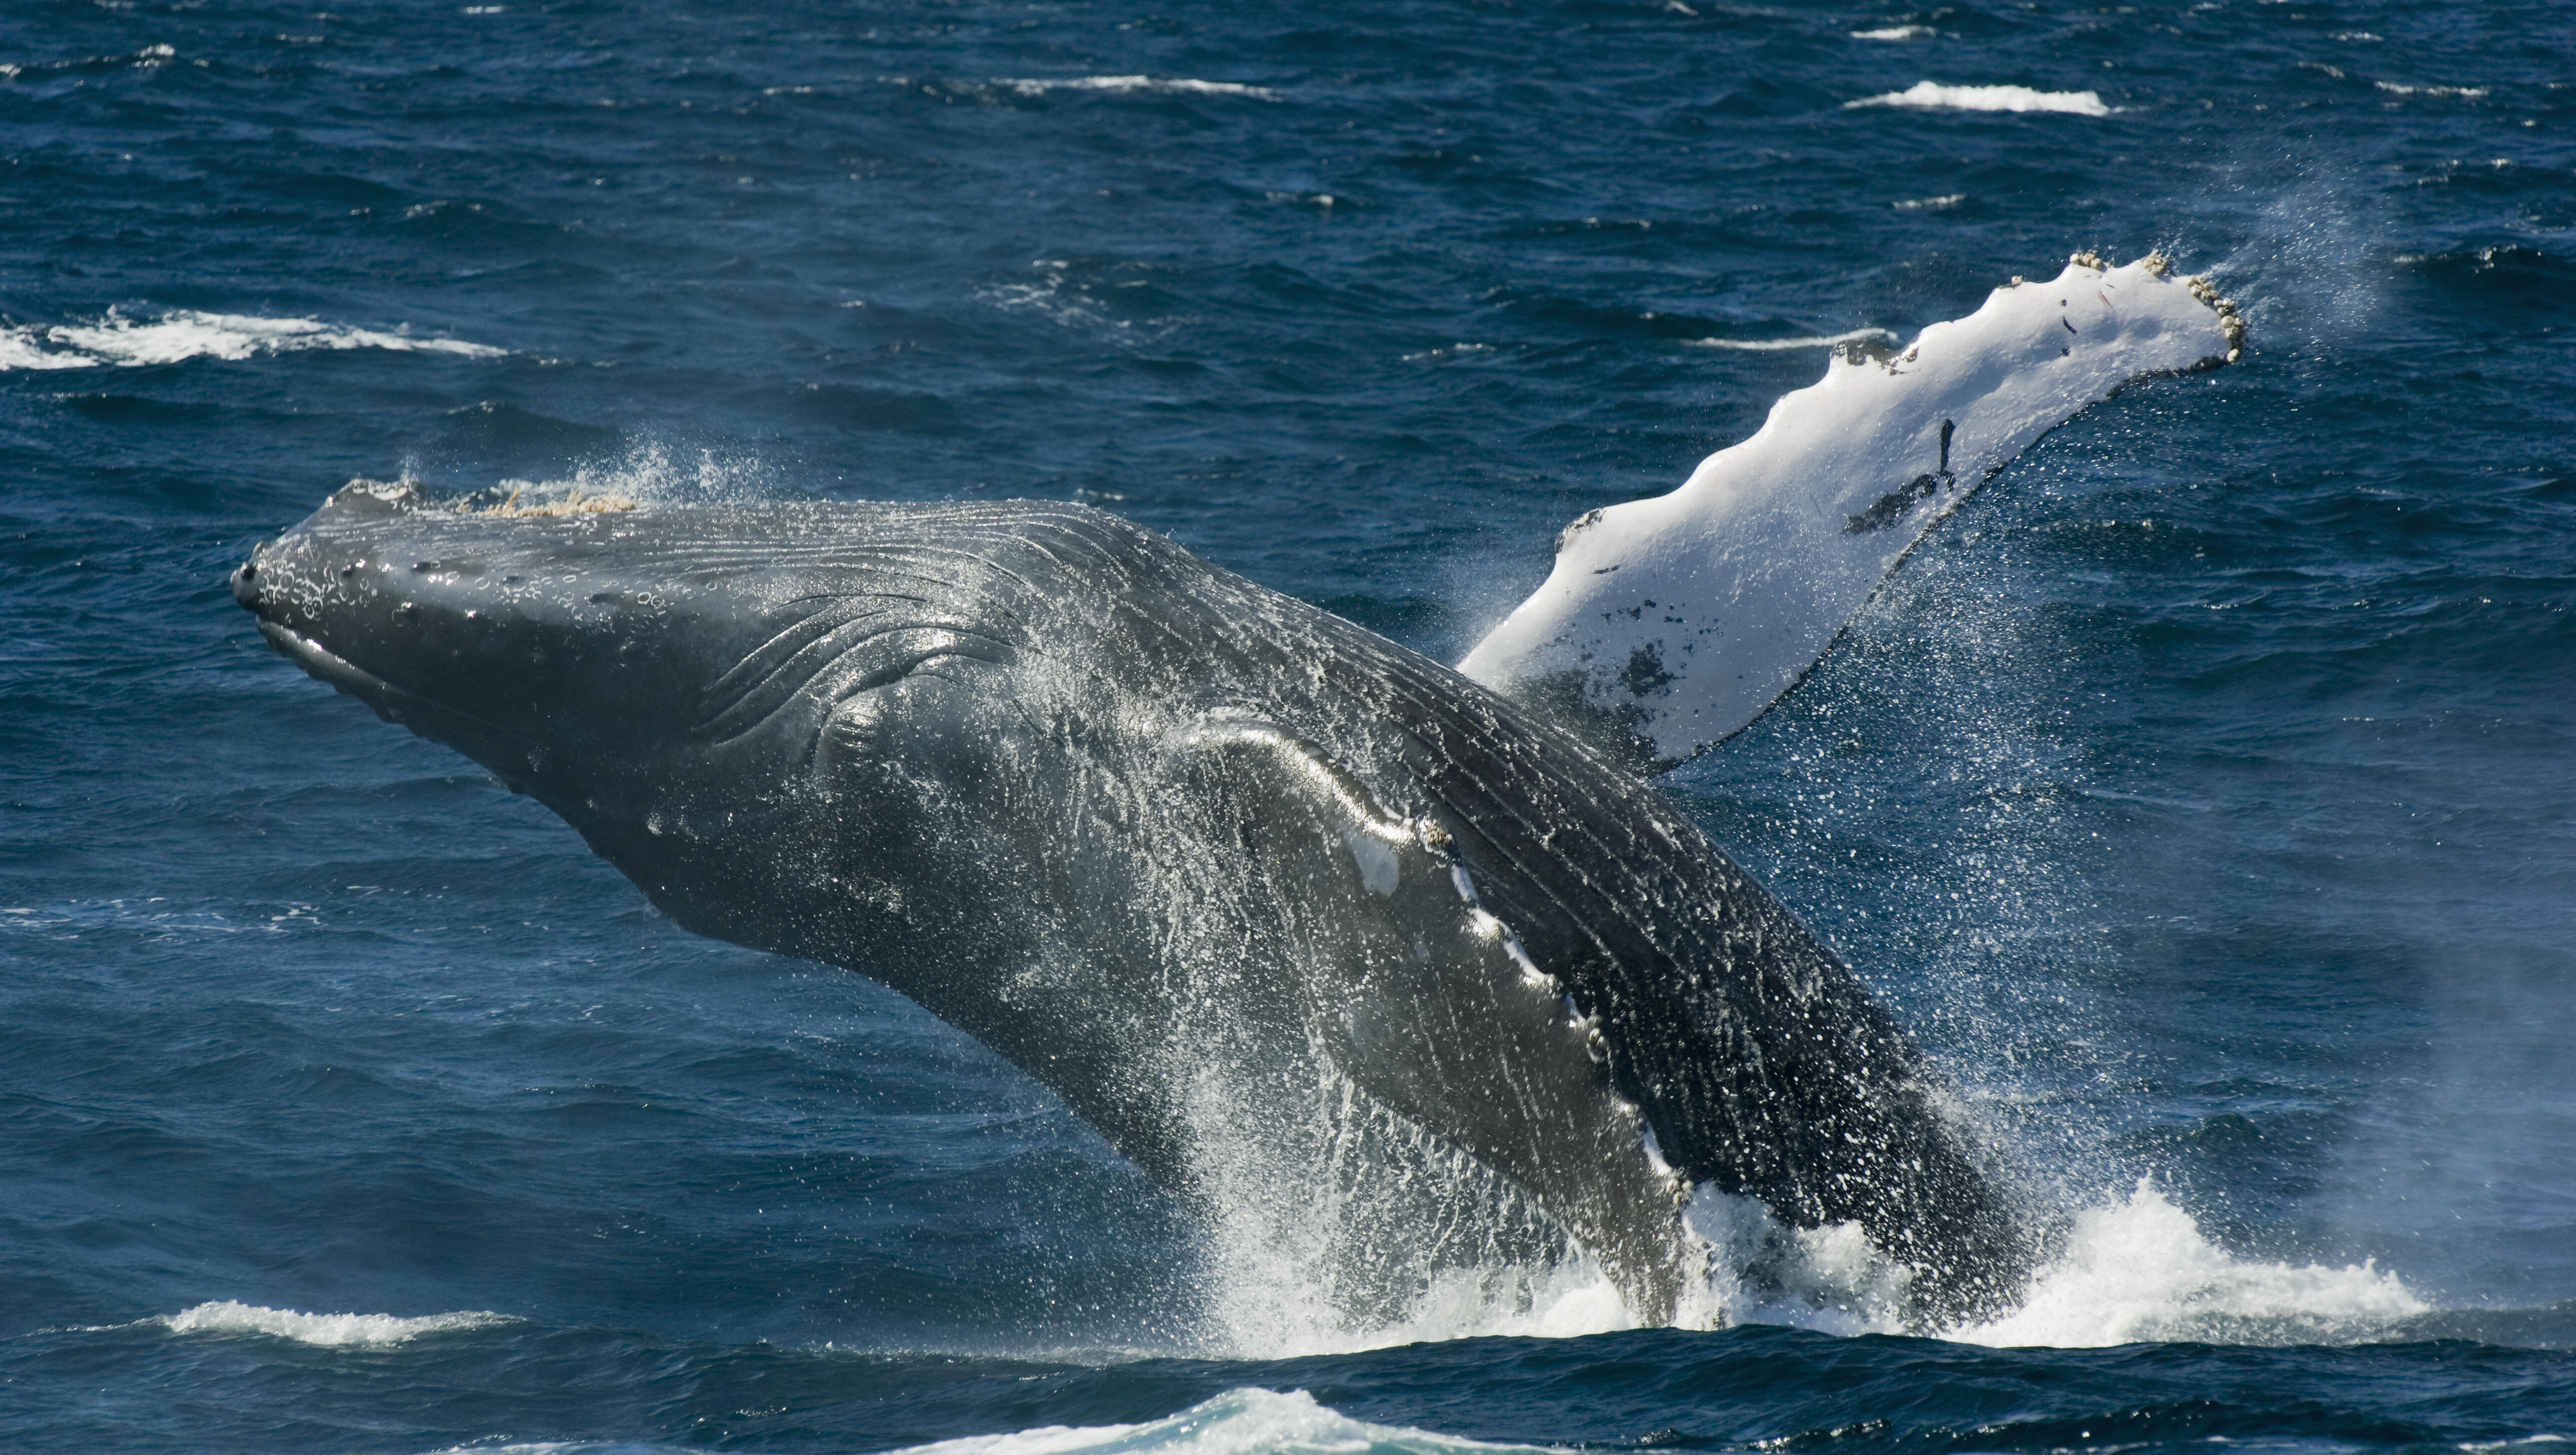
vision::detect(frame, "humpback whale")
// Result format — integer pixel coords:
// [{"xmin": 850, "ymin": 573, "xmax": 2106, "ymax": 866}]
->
[{"xmin": 233, "ymin": 481, "xmax": 2029, "ymax": 1328}]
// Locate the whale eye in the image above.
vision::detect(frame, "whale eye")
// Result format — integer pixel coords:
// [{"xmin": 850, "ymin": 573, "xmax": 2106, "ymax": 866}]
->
[
  {"xmin": 808, "ymin": 657, "xmax": 1012, "ymax": 782},
  {"xmin": 818, "ymin": 690, "xmax": 894, "ymax": 763}
]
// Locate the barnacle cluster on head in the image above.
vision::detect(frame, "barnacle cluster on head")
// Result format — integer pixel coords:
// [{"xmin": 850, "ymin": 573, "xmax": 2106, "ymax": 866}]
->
[
  {"xmin": 2183, "ymin": 273, "xmax": 2249, "ymax": 362},
  {"xmin": 1554, "ymin": 507, "xmax": 1605, "ymax": 556}
]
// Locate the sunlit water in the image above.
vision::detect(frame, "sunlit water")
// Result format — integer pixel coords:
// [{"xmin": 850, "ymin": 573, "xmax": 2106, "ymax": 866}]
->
[{"xmin": 4, "ymin": 0, "xmax": 2571, "ymax": 1450}]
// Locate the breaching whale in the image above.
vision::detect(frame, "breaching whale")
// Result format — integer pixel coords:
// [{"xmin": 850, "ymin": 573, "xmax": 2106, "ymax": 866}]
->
[{"xmin": 234, "ymin": 482, "xmax": 2029, "ymax": 1328}]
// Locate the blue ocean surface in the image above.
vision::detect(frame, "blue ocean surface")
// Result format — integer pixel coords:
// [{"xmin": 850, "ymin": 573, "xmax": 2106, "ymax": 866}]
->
[{"xmin": 4, "ymin": 0, "xmax": 2573, "ymax": 1450}]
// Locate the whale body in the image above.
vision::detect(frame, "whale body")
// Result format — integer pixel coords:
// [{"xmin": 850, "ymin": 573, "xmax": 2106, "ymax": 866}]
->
[{"xmin": 234, "ymin": 482, "xmax": 2029, "ymax": 1328}]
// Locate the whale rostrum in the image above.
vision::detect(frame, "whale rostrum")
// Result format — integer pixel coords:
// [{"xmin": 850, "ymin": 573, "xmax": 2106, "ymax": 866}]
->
[{"xmin": 235, "ymin": 481, "xmax": 2031, "ymax": 1329}]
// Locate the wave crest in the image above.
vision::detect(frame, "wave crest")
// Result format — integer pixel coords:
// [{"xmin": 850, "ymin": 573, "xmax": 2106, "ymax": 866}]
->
[
  {"xmin": 1848, "ymin": 82, "xmax": 2112, "ymax": 116},
  {"xmin": 889, "ymin": 1389, "xmax": 1556, "ymax": 1455},
  {"xmin": 155, "ymin": 1300, "xmax": 517, "ymax": 1346},
  {"xmin": 0, "ymin": 309, "xmax": 503, "ymax": 371}
]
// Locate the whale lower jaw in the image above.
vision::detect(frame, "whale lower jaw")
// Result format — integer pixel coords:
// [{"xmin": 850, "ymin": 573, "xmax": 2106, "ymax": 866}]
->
[
  {"xmin": 257, "ymin": 619, "xmax": 396, "ymax": 708},
  {"xmin": 256, "ymin": 618, "xmax": 542, "ymax": 788}
]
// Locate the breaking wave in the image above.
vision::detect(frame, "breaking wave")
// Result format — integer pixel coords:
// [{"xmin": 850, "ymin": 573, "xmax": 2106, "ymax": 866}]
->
[
  {"xmin": 889, "ymin": 1389, "xmax": 1553, "ymax": 1455},
  {"xmin": 0, "ymin": 308, "xmax": 503, "ymax": 370},
  {"xmin": 153, "ymin": 1300, "xmax": 517, "ymax": 1346},
  {"xmin": 409, "ymin": 1390, "xmax": 1560, "ymax": 1455},
  {"xmin": 1847, "ymin": 82, "xmax": 2112, "ymax": 116}
]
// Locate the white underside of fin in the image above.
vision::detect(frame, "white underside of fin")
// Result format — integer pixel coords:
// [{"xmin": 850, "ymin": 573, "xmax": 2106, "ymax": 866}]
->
[{"xmin": 1458, "ymin": 255, "xmax": 2243, "ymax": 763}]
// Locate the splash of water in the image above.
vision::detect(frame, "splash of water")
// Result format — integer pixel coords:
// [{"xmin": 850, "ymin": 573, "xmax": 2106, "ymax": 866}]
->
[
  {"xmin": 1182, "ymin": 1172, "xmax": 2424, "ymax": 1355},
  {"xmin": 1955, "ymin": 1181, "xmax": 2426, "ymax": 1347},
  {"xmin": 389, "ymin": 439, "xmax": 778, "ymax": 515}
]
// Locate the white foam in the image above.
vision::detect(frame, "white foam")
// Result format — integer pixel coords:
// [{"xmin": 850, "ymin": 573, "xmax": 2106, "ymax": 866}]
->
[
  {"xmin": 156, "ymin": 1300, "xmax": 517, "ymax": 1346},
  {"xmin": 984, "ymin": 259, "xmax": 1120, "ymax": 331},
  {"xmin": 1460, "ymin": 254, "xmax": 2240, "ymax": 762},
  {"xmin": 1213, "ymin": 1257, "xmax": 1645, "ymax": 1358},
  {"xmin": 1848, "ymin": 81, "xmax": 2111, "ymax": 116},
  {"xmin": 2374, "ymin": 81, "xmax": 2489, "ymax": 98},
  {"xmin": 0, "ymin": 330, "xmax": 100, "ymax": 371},
  {"xmin": 1850, "ymin": 25, "xmax": 1937, "ymax": 39},
  {"xmin": 1682, "ymin": 1189, "xmax": 1910, "ymax": 1336},
  {"xmin": 1189, "ymin": 1167, "xmax": 2425, "ymax": 1354},
  {"xmin": 1681, "ymin": 1180, "xmax": 2426, "ymax": 1347},
  {"xmin": 888, "ymin": 1388, "xmax": 1558, "ymax": 1455},
  {"xmin": 980, "ymin": 258, "xmax": 1197, "ymax": 341},
  {"xmin": 1182, "ymin": 1087, "xmax": 1667, "ymax": 1357},
  {"xmin": 1685, "ymin": 327, "xmax": 1898, "ymax": 352},
  {"xmin": 410, "ymin": 1444, "xmax": 695, "ymax": 1455},
  {"xmin": 1892, "ymin": 193, "xmax": 1967, "ymax": 211},
  {"xmin": 1955, "ymin": 1182, "xmax": 2427, "ymax": 1347},
  {"xmin": 996, "ymin": 76, "xmax": 1281, "ymax": 100},
  {"xmin": 0, "ymin": 309, "xmax": 503, "ymax": 371}
]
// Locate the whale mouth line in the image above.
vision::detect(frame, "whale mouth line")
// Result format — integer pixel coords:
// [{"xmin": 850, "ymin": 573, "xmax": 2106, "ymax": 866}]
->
[
  {"xmin": 254, "ymin": 618, "xmax": 537, "ymax": 766},
  {"xmin": 256, "ymin": 619, "xmax": 393, "ymax": 703}
]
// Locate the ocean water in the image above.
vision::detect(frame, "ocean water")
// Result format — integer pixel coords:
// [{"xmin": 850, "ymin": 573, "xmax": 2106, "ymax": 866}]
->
[{"xmin": 4, "ymin": 0, "xmax": 2572, "ymax": 1449}]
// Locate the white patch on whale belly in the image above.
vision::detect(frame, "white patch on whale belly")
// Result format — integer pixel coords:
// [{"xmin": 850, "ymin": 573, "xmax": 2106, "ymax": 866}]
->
[
  {"xmin": 1458, "ymin": 254, "xmax": 2245, "ymax": 764},
  {"xmin": 1340, "ymin": 827, "xmax": 1400, "ymax": 896}
]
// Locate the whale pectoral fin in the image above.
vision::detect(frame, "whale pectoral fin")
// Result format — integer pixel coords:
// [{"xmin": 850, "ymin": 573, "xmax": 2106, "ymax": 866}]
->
[{"xmin": 1179, "ymin": 720, "xmax": 1690, "ymax": 1320}]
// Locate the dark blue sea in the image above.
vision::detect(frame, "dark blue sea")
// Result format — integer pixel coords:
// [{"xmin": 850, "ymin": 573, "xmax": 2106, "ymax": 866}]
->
[{"xmin": 5, "ymin": 0, "xmax": 2573, "ymax": 1449}]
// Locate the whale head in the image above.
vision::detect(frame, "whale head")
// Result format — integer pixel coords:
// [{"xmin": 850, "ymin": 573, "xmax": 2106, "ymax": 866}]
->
[{"xmin": 232, "ymin": 480, "xmax": 1082, "ymax": 962}]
